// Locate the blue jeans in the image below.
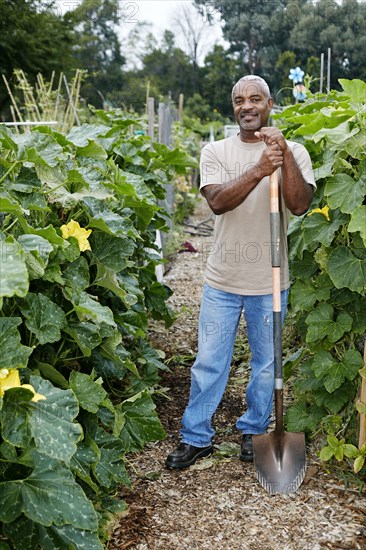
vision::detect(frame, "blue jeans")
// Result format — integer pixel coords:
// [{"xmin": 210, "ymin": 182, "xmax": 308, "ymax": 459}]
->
[{"xmin": 180, "ymin": 284, "xmax": 289, "ymax": 447}]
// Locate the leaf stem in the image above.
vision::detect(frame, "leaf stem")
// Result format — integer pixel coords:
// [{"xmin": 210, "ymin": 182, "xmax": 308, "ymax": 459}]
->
[
  {"xmin": 63, "ymin": 355, "xmax": 86, "ymax": 362},
  {"xmin": 3, "ymin": 216, "xmax": 19, "ymax": 234},
  {"xmin": 52, "ymin": 339, "xmax": 66, "ymax": 366},
  {"xmin": 47, "ymin": 181, "xmax": 67, "ymax": 195},
  {"xmin": 124, "ymin": 457, "xmax": 140, "ymax": 477},
  {"xmin": 0, "ymin": 160, "xmax": 21, "ymax": 185}
]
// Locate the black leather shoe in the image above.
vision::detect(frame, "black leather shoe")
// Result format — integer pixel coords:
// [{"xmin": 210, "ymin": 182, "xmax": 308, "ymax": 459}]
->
[
  {"xmin": 165, "ymin": 442, "xmax": 213, "ymax": 469},
  {"xmin": 239, "ymin": 434, "xmax": 254, "ymax": 462}
]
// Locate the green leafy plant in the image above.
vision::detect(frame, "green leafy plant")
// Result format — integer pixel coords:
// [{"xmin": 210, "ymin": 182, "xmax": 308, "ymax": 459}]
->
[
  {"xmin": 276, "ymin": 79, "xmax": 366, "ymax": 478},
  {"xmin": 319, "ymin": 436, "xmax": 366, "ymax": 473},
  {"xmin": 0, "ymin": 109, "xmax": 196, "ymax": 548}
]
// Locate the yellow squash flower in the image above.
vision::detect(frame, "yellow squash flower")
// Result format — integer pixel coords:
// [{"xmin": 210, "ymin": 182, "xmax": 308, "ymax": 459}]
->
[
  {"xmin": 307, "ymin": 205, "xmax": 330, "ymax": 222},
  {"xmin": 0, "ymin": 368, "xmax": 46, "ymax": 402},
  {"xmin": 61, "ymin": 220, "xmax": 92, "ymax": 252}
]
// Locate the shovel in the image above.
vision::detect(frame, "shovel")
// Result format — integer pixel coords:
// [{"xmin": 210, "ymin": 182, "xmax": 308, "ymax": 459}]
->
[{"xmin": 252, "ymin": 169, "xmax": 306, "ymax": 495}]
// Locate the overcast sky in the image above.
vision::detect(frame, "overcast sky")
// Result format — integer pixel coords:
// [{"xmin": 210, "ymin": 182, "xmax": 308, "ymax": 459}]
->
[{"xmin": 55, "ymin": 0, "xmax": 224, "ymax": 63}]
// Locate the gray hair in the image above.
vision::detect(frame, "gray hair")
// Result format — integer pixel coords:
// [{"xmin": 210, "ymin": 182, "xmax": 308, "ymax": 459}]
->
[{"xmin": 231, "ymin": 75, "xmax": 271, "ymax": 100}]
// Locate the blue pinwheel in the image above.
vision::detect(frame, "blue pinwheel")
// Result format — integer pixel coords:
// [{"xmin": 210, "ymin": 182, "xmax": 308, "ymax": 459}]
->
[
  {"xmin": 293, "ymin": 83, "xmax": 307, "ymax": 101},
  {"xmin": 288, "ymin": 66, "xmax": 305, "ymax": 84}
]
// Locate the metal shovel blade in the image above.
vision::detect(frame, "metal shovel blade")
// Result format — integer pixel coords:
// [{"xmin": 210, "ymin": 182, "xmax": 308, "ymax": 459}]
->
[{"xmin": 253, "ymin": 431, "xmax": 306, "ymax": 495}]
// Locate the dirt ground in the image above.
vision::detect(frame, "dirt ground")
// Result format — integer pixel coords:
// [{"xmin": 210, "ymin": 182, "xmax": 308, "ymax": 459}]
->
[{"xmin": 109, "ymin": 199, "xmax": 366, "ymax": 550}]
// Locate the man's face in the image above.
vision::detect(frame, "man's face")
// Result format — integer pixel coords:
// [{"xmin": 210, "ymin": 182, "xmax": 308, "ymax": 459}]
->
[{"xmin": 232, "ymin": 80, "xmax": 273, "ymax": 132}]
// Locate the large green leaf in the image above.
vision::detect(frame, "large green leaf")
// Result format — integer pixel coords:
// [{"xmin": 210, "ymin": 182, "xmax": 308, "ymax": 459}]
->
[
  {"xmin": 118, "ymin": 390, "xmax": 166, "ymax": 452},
  {"xmin": 327, "ymin": 246, "xmax": 366, "ymax": 294},
  {"xmin": 315, "ymin": 380, "xmax": 356, "ymax": 414},
  {"xmin": 64, "ymin": 321, "xmax": 102, "ymax": 356},
  {"xmin": 65, "ymin": 168, "xmax": 90, "ymax": 193},
  {"xmin": 93, "ymin": 263, "xmax": 129, "ymax": 304},
  {"xmin": 83, "ymin": 422, "xmax": 130, "ymax": 489},
  {"xmin": 88, "ymin": 208, "xmax": 138, "ymax": 238},
  {"xmin": 305, "ymin": 303, "xmax": 353, "ymax": 344},
  {"xmin": 348, "ymin": 205, "xmax": 366, "ymax": 246},
  {"xmin": 0, "ymin": 453, "xmax": 97, "ymax": 529},
  {"xmin": 0, "ymin": 237, "xmax": 29, "ymax": 299},
  {"xmin": 70, "ymin": 442, "xmax": 99, "ymax": 492},
  {"xmin": 1, "ymin": 388, "xmax": 33, "ymax": 447},
  {"xmin": 294, "ymin": 359, "xmax": 322, "ymax": 391},
  {"xmin": 0, "ymin": 190, "xmax": 24, "ymax": 215},
  {"xmin": 82, "ymin": 197, "xmax": 138, "ymax": 238},
  {"xmin": 112, "ymin": 169, "xmax": 159, "ymax": 228},
  {"xmin": 19, "ymin": 221, "xmax": 65, "ymax": 247},
  {"xmin": 66, "ymin": 124, "xmax": 110, "ymax": 147},
  {"xmin": 16, "ymin": 132, "xmax": 65, "ymax": 167},
  {"xmin": 0, "ymin": 318, "xmax": 32, "ymax": 369},
  {"xmin": 311, "ymin": 121, "xmax": 359, "ymax": 144},
  {"xmin": 290, "ymin": 279, "xmax": 330, "ymax": 313},
  {"xmin": 137, "ymin": 340, "xmax": 168, "ymax": 372},
  {"xmin": 325, "ymin": 172, "xmax": 366, "ymax": 214},
  {"xmin": 118, "ymin": 272, "xmax": 144, "ymax": 302},
  {"xmin": 18, "ymin": 234, "xmax": 53, "ymax": 280},
  {"xmin": 2, "ymin": 376, "xmax": 82, "ymax": 462},
  {"xmin": 345, "ymin": 129, "xmax": 366, "ymax": 160},
  {"xmin": 287, "ymin": 216, "xmax": 307, "ymax": 259},
  {"xmin": 152, "ymin": 143, "xmax": 197, "ymax": 169},
  {"xmin": 76, "ymin": 140, "xmax": 108, "ymax": 160},
  {"xmin": 0, "ymin": 126, "xmax": 19, "ymax": 152},
  {"xmin": 144, "ymin": 281, "xmax": 175, "ymax": 326},
  {"xmin": 89, "ymin": 350, "xmax": 126, "ymax": 381},
  {"xmin": 312, "ymin": 349, "xmax": 363, "ymax": 393},
  {"xmin": 34, "ymin": 362, "xmax": 68, "ymax": 389},
  {"xmin": 340, "ymin": 78, "xmax": 366, "ymax": 107},
  {"xmin": 20, "ymin": 293, "xmax": 67, "ymax": 344},
  {"xmin": 302, "ymin": 210, "xmax": 348, "ymax": 247},
  {"xmin": 89, "ymin": 232, "xmax": 135, "ymax": 271},
  {"xmin": 285, "ymin": 400, "xmax": 324, "ymax": 432},
  {"xmin": 290, "ymin": 250, "xmax": 318, "ymax": 279},
  {"xmin": 99, "ymin": 331, "xmax": 139, "ymax": 377},
  {"xmin": 8, "ymin": 190, "xmax": 48, "ymax": 213},
  {"xmin": 30, "ymin": 376, "xmax": 82, "ymax": 463},
  {"xmin": 94, "ymin": 445, "xmax": 130, "ymax": 489},
  {"xmin": 69, "ymin": 290, "xmax": 116, "ymax": 327},
  {"xmin": 18, "ymin": 234, "xmax": 53, "ymax": 263},
  {"xmin": 4, "ymin": 515, "xmax": 103, "ymax": 550},
  {"xmin": 115, "ymin": 310, "xmax": 146, "ymax": 338},
  {"xmin": 63, "ymin": 256, "xmax": 90, "ymax": 290},
  {"xmin": 69, "ymin": 371, "xmax": 107, "ymax": 413}
]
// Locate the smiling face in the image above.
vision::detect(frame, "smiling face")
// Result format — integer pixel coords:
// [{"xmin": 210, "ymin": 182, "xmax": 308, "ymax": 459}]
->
[{"xmin": 232, "ymin": 78, "xmax": 274, "ymax": 141}]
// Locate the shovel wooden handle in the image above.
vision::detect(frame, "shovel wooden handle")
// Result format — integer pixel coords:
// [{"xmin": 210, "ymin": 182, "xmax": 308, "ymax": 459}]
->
[
  {"xmin": 270, "ymin": 170, "xmax": 282, "ymax": 387},
  {"xmin": 270, "ymin": 169, "xmax": 284, "ymax": 433}
]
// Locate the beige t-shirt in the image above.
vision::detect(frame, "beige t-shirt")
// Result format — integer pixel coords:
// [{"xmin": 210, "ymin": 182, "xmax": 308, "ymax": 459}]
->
[{"xmin": 200, "ymin": 134, "xmax": 316, "ymax": 295}]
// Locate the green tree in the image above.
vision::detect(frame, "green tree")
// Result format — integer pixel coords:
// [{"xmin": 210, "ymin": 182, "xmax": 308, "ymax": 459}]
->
[
  {"xmin": 194, "ymin": 0, "xmax": 290, "ymax": 89},
  {"xmin": 289, "ymin": 0, "xmax": 366, "ymax": 87},
  {"xmin": 65, "ymin": 0, "xmax": 126, "ymax": 107},
  {"xmin": 0, "ymin": 0, "xmax": 73, "ymax": 114},
  {"xmin": 200, "ymin": 45, "xmax": 240, "ymax": 117},
  {"xmin": 194, "ymin": 0, "xmax": 366, "ymax": 95},
  {"xmin": 276, "ymin": 51, "xmax": 298, "ymax": 84},
  {"xmin": 138, "ymin": 31, "xmax": 196, "ymax": 103}
]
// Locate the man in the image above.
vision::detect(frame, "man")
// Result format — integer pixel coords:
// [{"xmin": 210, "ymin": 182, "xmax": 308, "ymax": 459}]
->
[{"xmin": 166, "ymin": 75, "xmax": 315, "ymax": 469}]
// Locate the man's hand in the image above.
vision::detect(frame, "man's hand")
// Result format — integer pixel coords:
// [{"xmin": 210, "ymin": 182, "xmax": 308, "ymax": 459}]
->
[
  {"xmin": 254, "ymin": 127, "xmax": 288, "ymax": 152},
  {"xmin": 255, "ymin": 127, "xmax": 313, "ymax": 216},
  {"xmin": 255, "ymin": 127, "xmax": 290, "ymax": 178}
]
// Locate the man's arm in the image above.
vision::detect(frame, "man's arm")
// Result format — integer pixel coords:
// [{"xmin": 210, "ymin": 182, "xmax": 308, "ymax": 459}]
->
[
  {"xmin": 255, "ymin": 127, "xmax": 314, "ymax": 216},
  {"xmin": 202, "ymin": 143, "xmax": 284, "ymax": 215}
]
